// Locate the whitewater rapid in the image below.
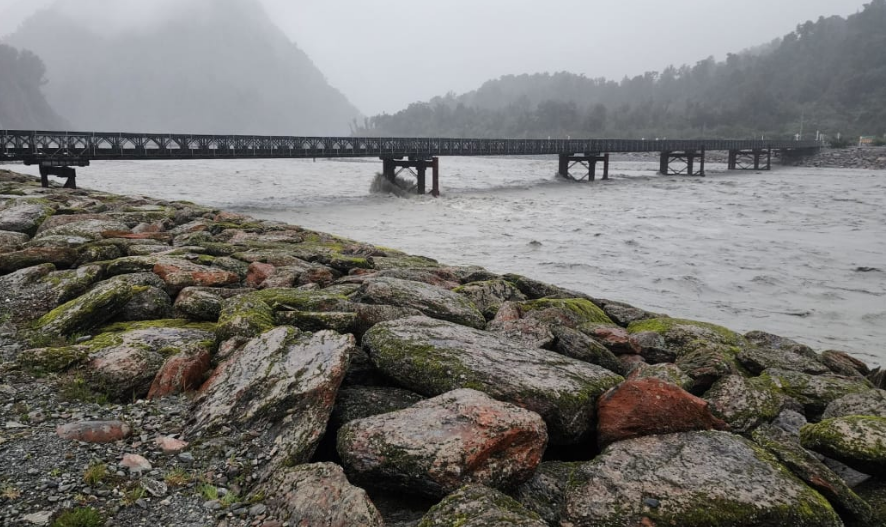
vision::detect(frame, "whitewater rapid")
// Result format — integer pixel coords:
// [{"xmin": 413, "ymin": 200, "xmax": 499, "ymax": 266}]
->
[{"xmin": 7, "ymin": 156, "xmax": 885, "ymax": 365}]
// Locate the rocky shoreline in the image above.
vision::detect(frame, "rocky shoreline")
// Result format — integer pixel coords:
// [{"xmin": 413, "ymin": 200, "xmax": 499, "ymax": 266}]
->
[{"xmin": 1, "ymin": 168, "xmax": 886, "ymax": 527}]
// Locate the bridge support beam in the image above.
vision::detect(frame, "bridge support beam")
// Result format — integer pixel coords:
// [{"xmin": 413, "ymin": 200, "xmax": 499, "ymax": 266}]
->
[
  {"xmin": 381, "ymin": 157, "xmax": 440, "ymax": 196},
  {"xmin": 728, "ymin": 149, "xmax": 771, "ymax": 171},
  {"xmin": 659, "ymin": 149, "xmax": 705, "ymax": 176},
  {"xmin": 558, "ymin": 153, "xmax": 609, "ymax": 181}
]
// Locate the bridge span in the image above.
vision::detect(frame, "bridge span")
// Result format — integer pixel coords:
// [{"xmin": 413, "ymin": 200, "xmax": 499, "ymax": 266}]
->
[{"xmin": 1, "ymin": 130, "xmax": 822, "ymax": 194}]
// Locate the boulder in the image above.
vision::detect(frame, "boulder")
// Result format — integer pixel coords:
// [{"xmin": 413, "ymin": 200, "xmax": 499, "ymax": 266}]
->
[
  {"xmin": 823, "ymin": 390, "xmax": 886, "ymax": 419},
  {"xmin": 628, "ymin": 317, "xmax": 745, "ymax": 355},
  {"xmin": 117, "ymin": 286, "xmax": 174, "ymax": 321},
  {"xmin": 33, "ymin": 218, "xmax": 129, "ymax": 242},
  {"xmin": 562, "ymin": 431, "xmax": 842, "ymax": 527},
  {"xmin": 597, "ymin": 378, "xmax": 729, "ymax": 447},
  {"xmin": 675, "ymin": 343, "xmax": 743, "ymax": 393},
  {"xmin": 0, "ymin": 200, "xmax": 54, "ymax": 236},
  {"xmin": 330, "ymin": 386, "xmax": 425, "ymax": 427},
  {"xmin": 275, "ymin": 311, "xmax": 358, "ymax": 335},
  {"xmin": 514, "ymin": 462, "xmax": 587, "ymax": 526},
  {"xmin": 417, "ymin": 485, "xmax": 546, "ymax": 527},
  {"xmin": 83, "ymin": 321, "xmax": 215, "ymax": 401},
  {"xmin": 753, "ymin": 424, "xmax": 872, "ymax": 523},
  {"xmin": 501, "ymin": 273, "xmax": 586, "ymax": 300},
  {"xmin": 338, "ymin": 389, "xmax": 547, "ymax": 498},
  {"xmin": 190, "ymin": 326, "xmax": 352, "ymax": 468},
  {"xmin": 821, "ymin": 350, "xmax": 870, "ymax": 378},
  {"xmin": 56, "ymin": 421, "xmax": 132, "ymax": 443},
  {"xmin": 0, "ymin": 246, "xmax": 78, "ymax": 274},
  {"xmin": 153, "ymin": 261, "xmax": 239, "ymax": 294},
  {"xmin": 760, "ymin": 369, "xmax": 873, "ymax": 419},
  {"xmin": 852, "ymin": 480, "xmax": 886, "ymax": 527},
  {"xmin": 593, "ymin": 298, "xmax": 660, "ymax": 327},
  {"xmin": 257, "ymin": 462, "xmax": 384, "ymax": 527},
  {"xmin": 704, "ymin": 375, "xmax": 785, "ymax": 433},
  {"xmin": 354, "ymin": 277, "xmax": 485, "ymax": 329},
  {"xmin": 148, "ymin": 349, "xmax": 212, "ymax": 399},
  {"xmin": 0, "ymin": 230, "xmax": 29, "ymax": 250},
  {"xmin": 453, "ymin": 280, "xmax": 526, "ymax": 319},
  {"xmin": 33, "ymin": 274, "xmax": 158, "ymax": 337},
  {"xmin": 801, "ymin": 416, "xmax": 886, "ymax": 477},
  {"xmin": 216, "ymin": 295, "xmax": 275, "ymax": 341},
  {"xmin": 627, "ymin": 363, "xmax": 694, "ymax": 391},
  {"xmin": 245, "ymin": 261, "xmax": 276, "ymax": 288},
  {"xmin": 583, "ymin": 326, "xmax": 641, "ymax": 355},
  {"xmin": 737, "ymin": 345, "xmax": 829, "ymax": 375},
  {"xmin": 550, "ymin": 325, "xmax": 622, "ymax": 374},
  {"xmin": 363, "ymin": 316, "xmax": 623, "ymax": 444}
]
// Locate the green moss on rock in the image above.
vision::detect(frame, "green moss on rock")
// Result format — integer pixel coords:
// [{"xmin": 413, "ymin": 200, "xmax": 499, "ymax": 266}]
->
[{"xmin": 518, "ymin": 298, "xmax": 614, "ymax": 326}]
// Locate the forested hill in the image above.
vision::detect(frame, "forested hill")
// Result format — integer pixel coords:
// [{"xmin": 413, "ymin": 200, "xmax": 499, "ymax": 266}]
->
[
  {"xmin": 357, "ymin": 0, "xmax": 886, "ymax": 139},
  {"xmin": 4, "ymin": 0, "xmax": 361, "ymax": 135},
  {"xmin": 0, "ymin": 44, "xmax": 68, "ymax": 130}
]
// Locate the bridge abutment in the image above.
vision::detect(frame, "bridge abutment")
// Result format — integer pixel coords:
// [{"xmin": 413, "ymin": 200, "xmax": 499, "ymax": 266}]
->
[
  {"xmin": 728, "ymin": 149, "xmax": 771, "ymax": 171},
  {"xmin": 659, "ymin": 149, "xmax": 705, "ymax": 176},
  {"xmin": 558, "ymin": 153, "xmax": 609, "ymax": 181}
]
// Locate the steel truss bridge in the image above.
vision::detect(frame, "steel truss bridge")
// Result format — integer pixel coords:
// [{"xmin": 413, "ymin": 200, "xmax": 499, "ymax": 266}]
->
[{"xmin": 1, "ymin": 129, "xmax": 823, "ymax": 194}]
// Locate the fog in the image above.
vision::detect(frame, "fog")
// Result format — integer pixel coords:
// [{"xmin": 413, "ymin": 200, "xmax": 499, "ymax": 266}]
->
[{"xmin": 0, "ymin": 0, "xmax": 868, "ymax": 116}]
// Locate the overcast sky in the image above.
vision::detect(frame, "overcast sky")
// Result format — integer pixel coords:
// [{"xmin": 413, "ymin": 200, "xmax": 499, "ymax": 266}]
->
[{"xmin": 0, "ymin": 0, "xmax": 870, "ymax": 115}]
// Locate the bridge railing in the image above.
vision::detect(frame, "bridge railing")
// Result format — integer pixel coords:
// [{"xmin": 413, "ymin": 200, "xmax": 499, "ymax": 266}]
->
[{"xmin": 0, "ymin": 129, "xmax": 823, "ymax": 163}]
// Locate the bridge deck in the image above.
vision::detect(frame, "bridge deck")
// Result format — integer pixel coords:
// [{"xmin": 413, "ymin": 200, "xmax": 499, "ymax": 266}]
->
[{"xmin": 1, "ymin": 130, "xmax": 821, "ymax": 164}]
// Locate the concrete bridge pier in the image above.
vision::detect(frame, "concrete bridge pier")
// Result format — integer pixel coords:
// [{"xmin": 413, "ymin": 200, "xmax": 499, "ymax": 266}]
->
[
  {"xmin": 32, "ymin": 158, "xmax": 89, "ymax": 189},
  {"xmin": 728, "ymin": 148, "xmax": 771, "ymax": 171},
  {"xmin": 660, "ymin": 148, "xmax": 705, "ymax": 176},
  {"xmin": 558, "ymin": 153, "xmax": 609, "ymax": 181},
  {"xmin": 381, "ymin": 156, "xmax": 440, "ymax": 196}
]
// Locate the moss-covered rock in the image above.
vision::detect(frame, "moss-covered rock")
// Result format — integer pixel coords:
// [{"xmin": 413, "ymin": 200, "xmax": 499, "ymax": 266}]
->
[
  {"xmin": 563, "ymin": 431, "xmax": 842, "ymax": 527},
  {"xmin": 501, "ymin": 273, "xmax": 586, "ymax": 300},
  {"xmin": 33, "ymin": 275, "xmax": 154, "ymax": 338},
  {"xmin": 362, "ymin": 316, "xmax": 623, "ymax": 444},
  {"xmin": 753, "ymin": 423, "xmax": 873, "ymax": 524},
  {"xmin": 705, "ymin": 374, "xmax": 785, "ymax": 433},
  {"xmin": 737, "ymin": 345, "xmax": 829, "ymax": 376},
  {"xmin": 517, "ymin": 298, "xmax": 614, "ymax": 327},
  {"xmin": 801, "ymin": 416, "xmax": 886, "ymax": 477},
  {"xmin": 760, "ymin": 368, "xmax": 873, "ymax": 420},
  {"xmin": 216, "ymin": 295, "xmax": 275, "ymax": 341},
  {"xmin": 417, "ymin": 485, "xmax": 546, "ymax": 527},
  {"xmin": 852, "ymin": 479, "xmax": 886, "ymax": 527},
  {"xmin": 823, "ymin": 390, "xmax": 886, "ymax": 420},
  {"xmin": 593, "ymin": 298, "xmax": 661, "ymax": 327},
  {"xmin": 116, "ymin": 286, "xmax": 174, "ymax": 322},
  {"xmin": 629, "ymin": 363, "xmax": 695, "ymax": 391},
  {"xmin": 676, "ymin": 343, "xmax": 745, "ymax": 393},
  {"xmin": 514, "ymin": 461, "xmax": 589, "ymax": 526},
  {"xmin": 550, "ymin": 325, "xmax": 622, "ymax": 374},
  {"xmin": 275, "ymin": 311, "xmax": 358, "ymax": 334},
  {"xmin": 355, "ymin": 277, "xmax": 486, "ymax": 329},
  {"xmin": 371, "ymin": 255, "xmax": 440, "ymax": 270},
  {"xmin": 628, "ymin": 317, "xmax": 746, "ymax": 353},
  {"xmin": 0, "ymin": 200, "xmax": 55, "ymax": 236},
  {"xmin": 454, "ymin": 280, "xmax": 526, "ymax": 320},
  {"xmin": 189, "ymin": 326, "xmax": 353, "ymax": 471},
  {"xmin": 0, "ymin": 246, "xmax": 79, "ymax": 274}
]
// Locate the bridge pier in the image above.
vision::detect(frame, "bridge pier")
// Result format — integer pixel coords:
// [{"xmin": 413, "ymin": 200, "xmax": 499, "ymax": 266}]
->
[
  {"xmin": 381, "ymin": 157, "xmax": 440, "ymax": 197},
  {"xmin": 659, "ymin": 149, "xmax": 705, "ymax": 176},
  {"xmin": 558, "ymin": 153, "xmax": 609, "ymax": 181},
  {"xmin": 728, "ymin": 149, "xmax": 771, "ymax": 171}
]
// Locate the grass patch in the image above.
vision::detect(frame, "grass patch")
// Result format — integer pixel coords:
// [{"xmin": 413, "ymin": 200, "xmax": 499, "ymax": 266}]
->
[
  {"xmin": 164, "ymin": 468, "xmax": 192, "ymax": 488},
  {"xmin": 58, "ymin": 376, "xmax": 109, "ymax": 405},
  {"xmin": 121, "ymin": 484, "xmax": 145, "ymax": 507},
  {"xmin": 1, "ymin": 485, "xmax": 21, "ymax": 500},
  {"xmin": 197, "ymin": 483, "xmax": 218, "ymax": 500},
  {"xmin": 82, "ymin": 462, "xmax": 107, "ymax": 486},
  {"xmin": 51, "ymin": 507, "xmax": 104, "ymax": 527}
]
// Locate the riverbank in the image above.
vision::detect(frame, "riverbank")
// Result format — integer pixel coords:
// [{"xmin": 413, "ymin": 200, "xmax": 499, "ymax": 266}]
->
[{"xmin": 2, "ymin": 168, "xmax": 886, "ymax": 527}]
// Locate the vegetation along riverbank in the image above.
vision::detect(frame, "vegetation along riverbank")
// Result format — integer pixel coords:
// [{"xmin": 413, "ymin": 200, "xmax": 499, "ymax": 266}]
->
[{"xmin": 2, "ymin": 168, "xmax": 886, "ymax": 527}]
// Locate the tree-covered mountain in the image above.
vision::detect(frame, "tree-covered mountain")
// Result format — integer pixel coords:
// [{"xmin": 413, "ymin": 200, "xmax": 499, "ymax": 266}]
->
[
  {"xmin": 4, "ymin": 0, "xmax": 360, "ymax": 134},
  {"xmin": 0, "ymin": 43, "xmax": 68, "ymax": 129},
  {"xmin": 357, "ymin": 0, "xmax": 886, "ymax": 139}
]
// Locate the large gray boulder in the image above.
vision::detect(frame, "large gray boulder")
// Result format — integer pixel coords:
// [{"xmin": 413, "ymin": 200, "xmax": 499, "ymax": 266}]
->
[
  {"xmin": 823, "ymin": 390, "xmax": 886, "ymax": 420},
  {"xmin": 801, "ymin": 416, "xmax": 886, "ymax": 477},
  {"xmin": 189, "ymin": 326, "xmax": 352, "ymax": 468},
  {"xmin": 354, "ymin": 277, "xmax": 486, "ymax": 329},
  {"xmin": 337, "ymin": 389, "xmax": 546, "ymax": 498},
  {"xmin": 759, "ymin": 369, "xmax": 873, "ymax": 419},
  {"xmin": 562, "ymin": 431, "xmax": 841, "ymax": 527},
  {"xmin": 0, "ymin": 200, "xmax": 54, "ymax": 236},
  {"xmin": 256, "ymin": 462, "xmax": 384, "ymax": 527},
  {"xmin": 417, "ymin": 485, "xmax": 546, "ymax": 527},
  {"xmin": 704, "ymin": 375, "xmax": 785, "ymax": 433},
  {"xmin": 362, "ymin": 316, "xmax": 623, "ymax": 444}
]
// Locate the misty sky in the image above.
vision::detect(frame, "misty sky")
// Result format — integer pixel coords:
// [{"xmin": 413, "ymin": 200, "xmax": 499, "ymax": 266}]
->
[{"xmin": 0, "ymin": 0, "xmax": 870, "ymax": 115}]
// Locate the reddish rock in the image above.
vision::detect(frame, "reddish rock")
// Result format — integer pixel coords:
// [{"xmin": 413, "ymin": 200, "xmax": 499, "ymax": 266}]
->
[
  {"xmin": 121, "ymin": 453, "xmax": 152, "ymax": 472},
  {"xmin": 155, "ymin": 436, "xmax": 189, "ymax": 454},
  {"xmin": 590, "ymin": 327, "xmax": 642, "ymax": 355},
  {"xmin": 57, "ymin": 421, "xmax": 132, "ymax": 443},
  {"xmin": 152, "ymin": 262, "xmax": 239, "ymax": 293},
  {"xmin": 246, "ymin": 262, "xmax": 276, "ymax": 288},
  {"xmin": 597, "ymin": 378, "xmax": 729, "ymax": 448},
  {"xmin": 337, "ymin": 388, "xmax": 547, "ymax": 498},
  {"xmin": 147, "ymin": 350, "xmax": 211, "ymax": 400},
  {"xmin": 297, "ymin": 266, "xmax": 336, "ymax": 287}
]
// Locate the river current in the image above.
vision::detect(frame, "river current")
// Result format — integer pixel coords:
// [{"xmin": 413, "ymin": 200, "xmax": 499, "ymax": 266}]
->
[{"xmin": 6, "ymin": 156, "xmax": 885, "ymax": 365}]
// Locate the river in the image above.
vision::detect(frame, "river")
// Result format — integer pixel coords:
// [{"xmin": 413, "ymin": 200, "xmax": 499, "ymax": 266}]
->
[{"xmin": 6, "ymin": 156, "xmax": 885, "ymax": 365}]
